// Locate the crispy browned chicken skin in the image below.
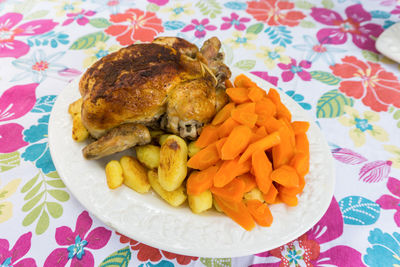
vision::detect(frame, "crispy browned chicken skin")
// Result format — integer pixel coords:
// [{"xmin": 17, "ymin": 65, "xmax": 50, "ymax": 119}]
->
[{"xmin": 79, "ymin": 37, "xmax": 231, "ymax": 159}]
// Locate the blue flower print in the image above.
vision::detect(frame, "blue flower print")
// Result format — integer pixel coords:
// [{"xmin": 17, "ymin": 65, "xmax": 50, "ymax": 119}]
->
[
  {"xmin": 67, "ymin": 235, "xmax": 88, "ymax": 260},
  {"xmin": 364, "ymin": 228, "xmax": 400, "ymax": 267},
  {"xmin": 27, "ymin": 31, "xmax": 69, "ymax": 48},
  {"xmin": 22, "ymin": 115, "xmax": 55, "ymax": 174}
]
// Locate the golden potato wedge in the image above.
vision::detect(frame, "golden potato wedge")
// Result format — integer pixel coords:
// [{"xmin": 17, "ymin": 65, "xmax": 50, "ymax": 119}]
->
[
  {"xmin": 244, "ymin": 187, "xmax": 265, "ymax": 202},
  {"xmin": 213, "ymin": 198, "xmax": 223, "ymax": 212},
  {"xmin": 158, "ymin": 134, "xmax": 171, "ymax": 146},
  {"xmin": 158, "ymin": 135, "xmax": 188, "ymax": 191},
  {"xmin": 188, "ymin": 190, "xmax": 212, "ymax": 214},
  {"xmin": 120, "ymin": 156, "xmax": 150, "ymax": 193},
  {"xmin": 105, "ymin": 160, "xmax": 124, "ymax": 189},
  {"xmin": 68, "ymin": 98, "xmax": 82, "ymax": 118},
  {"xmin": 188, "ymin": 141, "xmax": 201, "ymax": 157},
  {"xmin": 72, "ymin": 113, "xmax": 89, "ymax": 142},
  {"xmin": 148, "ymin": 170, "xmax": 187, "ymax": 207},
  {"xmin": 135, "ymin": 145, "xmax": 160, "ymax": 169}
]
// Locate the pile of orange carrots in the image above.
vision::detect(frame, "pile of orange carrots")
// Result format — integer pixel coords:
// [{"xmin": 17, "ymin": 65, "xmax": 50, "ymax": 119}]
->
[{"xmin": 186, "ymin": 74, "xmax": 310, "ymax": 231}]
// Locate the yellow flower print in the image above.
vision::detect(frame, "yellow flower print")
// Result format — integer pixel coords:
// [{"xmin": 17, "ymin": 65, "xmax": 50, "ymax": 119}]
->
[
  {"xmin": 83, "ymin": 42, "xmax": 120, "ymax": 68},
  {"xmin": 161, "ymin": 2, "xmax": 195, "ymax": 20},
  {"xmin": 55, "ymin": 1, "xmax": 82, "ymax": 17},
  {"xmin": 0, "ymin": 179, "xmax": 21, "ymax": 223},
  {"xmin": 225, "ymin": 31, "xmax": 256, "ymax": 50},
  {"xmin": 384, "ymin": 145, "xmax": 400, "ymax": 169},
  {"xmin": 256, "ymin": 46, "xmax": 291, "ymax": 69},
  {"xmin": 338, "ymin": 106, "xmax": 389, "ymax": 147}
]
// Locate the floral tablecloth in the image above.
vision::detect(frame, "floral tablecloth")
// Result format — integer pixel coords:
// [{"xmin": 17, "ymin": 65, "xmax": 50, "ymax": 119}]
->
[{"xmin": 1, "ymin": 0, "xmax": 400, "ymax": 266}]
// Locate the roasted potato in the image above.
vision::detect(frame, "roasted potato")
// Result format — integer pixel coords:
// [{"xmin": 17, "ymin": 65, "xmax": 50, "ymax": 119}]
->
[
  {"xmin": 188, "ymin": 141, "xmax": 201, "ymax": 157},
  {"xmin": 68, "ymin": 98, "xmax": 82, "ymax": 117},
  {"xmin": 105, "ymin": 160, "xmax": 124, "ymax": 189},
  {"xmin": 244, "ymin": 187, "xmax": 265, "ymax": 202},
  {"xmin": 148, "ymin": 170, "xmax": 187, "ymax": 207},
  {"xmin": 158, "ymin": 135, "xmax": 188, "ymax": 191},
  {"xmin": 213, "ymin": 198, "xmax": 223, "ymax": 212},
  {"xmin": 120, "ymin": 156, "xmax": 150, "ymax": 193},
  {"xmin": 188, "ymin": 190, "xmax": 212, "ymax": 214},
  {"xmin": 158, "ymin": 134, "xmax": 171, "ymax": 146},
  {"xmin": 135, "ymin": 145, "xmax": 160, "ymax": 169},
  {"xmin": 72, "ymin": 113, "xmax": 89, "ymax": 142},
  {"xmin": 150, "ymin": 130, "xmax": 165, "ymax": 139}
]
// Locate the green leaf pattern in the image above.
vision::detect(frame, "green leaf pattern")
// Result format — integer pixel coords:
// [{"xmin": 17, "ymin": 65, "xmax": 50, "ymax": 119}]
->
[{"xmin": 316, "ymin": 89, "xmax": 354, "ymax": 118}]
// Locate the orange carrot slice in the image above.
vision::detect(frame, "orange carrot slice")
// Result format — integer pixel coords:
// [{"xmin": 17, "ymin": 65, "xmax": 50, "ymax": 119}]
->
[
  {"xmin": 292, "ymin": 121, "xmax": 310, "ymax": 135},
  {"xmin": 261, "ymin": 116, "xmax": 285, "ymax": 133},
  {"xmin": 239, "ymin": 131, "xmax": 281, "ymax": 164},
  {"xmin": 248, "ymin": 86, "xmax": 266, "ymax": 102},
  {"xmin": 252, "ymin": 150, "xmax": 273, "ymax": 194},
  {"xmin": 295, "ymin": 133, "xmax": 309, "ymax": 155},
  {"xmin": 290, "ymin": 152, "xmax": 309, "ymax": 177},
  {"xmin": 217, "ymin": 117, "xmax": 240, "ymax": 138},
  {"xmin": 187, "ymin": 143, "xmax": 220, "ymax": 170},
  {"xmin": 196, "ymin": 125, "xmax": 219, "ymax": 148},
  {"xmin": 263, "ymin": 183, "xmax": 278, "ymax": 204},
  {"xmin": 214, "ymin": 157, "xmax": 251, "ymax": 187},
  {"xmin": 225, "ymin": 79, "xmax": 234, "ymax": 88},
  {"xmin": 246, "ymin": 199, "xmax": 273, "ymax": 227},
  {"xmin": 211, "ymin": 102, "xmax": 235, "ymax": 125},
  {"xmin": 238, "ymin": 173, "xmax": 257, "ymax": 192},
  {"xmin": 221, "ymin": 125, "xmax": 253, "ymax": 160},
  {"xmin": 250, "ymin": 126, "xmax": 268, "ymax": 143},
  {"xmin": 213, "ymin": 195, "xmax": 255, "ymax": 231},
  {"xmin": 280, "ymin": 117, "xmax": 296, "ymax": 149},
  {"xmin": 272, "ymin": 126, "xmax": 295, "ymax": 168},
  {"xmin": 268, "ymin": 88, "xmax": 292, "ymax": 121},
  {"xmin": 270, "ymin": 165, "xmax": 299, "ymax": 188},
  {"xmin": 211, "ymin": 178, "xmax": 246, "ymax": 203},
  {"xmin": 255, "ymin": 97, "xmax": 276, "ymax": 117},
  {"xmin": 279, "ymin": 192, "xmax": 298, "ymax": 206},
  {"xmin": 226, "ymin": 87, "xmax": 249, "ymax": 104},
  {"xmin": 215, "ymin": 137, "xmax": 227, "ymax": 158},
  {"xmin": 234, "ymin": 73, "xmax": 257, "ymax": 88},
  {"xmin": 186, "ymin": 165, "xmax": 218, "ymax": 195}
]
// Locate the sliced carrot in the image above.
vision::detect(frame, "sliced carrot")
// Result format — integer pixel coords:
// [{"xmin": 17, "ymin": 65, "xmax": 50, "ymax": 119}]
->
[
  {"xmin": 213, "ymin": 195, "xmax": 255, "ymax": 231},
  {"xmin": 290, "ymin": 152, "xmax": 309, "ymax": 177},
  {"xmin": 246, "ymin": 199, "xmax": 273, "ymax": 227},
  {"xmin": 267, "ymin": 88, "xmax": 281, "ymax": 104},
  {"xmin": 215, "ymin": 137, "xmax": 227, "ymax": 158},
  {"xmin": 231, "ymin": 109, "xmax": 258, "ymax": 128},
  {"xmin": 248, "ymin": 86, "xmax": 266, "ymax": 102},
  {"xmin": 252, "ymin": 150, "xmax": 273, "ymax": 194},
  {"xmin": 234, "ymin": 73, "xmax": 257, "ymax": 88},
  {"xmin": 225, "ymin": 79, "xmax": 234, "ymax": 88},
  {"xmin": 195, "ymin": 125, "xmax": 219, "ymax": 148},
  {"xmin": 214, "ymin": 157, "xmax": 251, "ymax": 187},
  {"xmin": 270, "ymin": 165, "xmax": 299, "ymax": 188},
  {"xmin": 187, "ymin": 143, "xmax": 220, "ymax": 170},
  {"xmin": 239, "ymin": 131, "xmax": 281, "ymax": 164},
  {"xmin": 250, "ymin": 126, "xmax": 267, "ymax": 143},
  {"xmin": 280, "ymin": 117, "xmax": 296, "ymax": 149},
  {"xmin": 268, "ymin": 88, "xmax": 292, "ymax": 121},
  {"xmin": 217, "ymin": 117, "xmax": 240, "ymax": 138},
  {"xmin": 295, "ymin": 133, "xmax": 309, "ymax": 155},
  {"xmin": 211, "ymin": 102, "xmax": 235, "ymax": 126},
  {"xmin": 221, "ymin": 125, "xmax": 253, "ymax": 160},
  {"xmin": 186, "ymin": 165, "xmax": 218, "ymax": 195},
  {"xmin": 238, "ymin": 173, "xmax": 257, "ymax": 193},
  {"xmin": 272, "ymin": 126, "xmax": 295, "ymax": 168},
  {"xmin": 279, "ymin": 192, "xmax": 298, "ymax": 206},
  {"xmin": 261, "ymin": 116, "xmax": 285, "ymax": 133},
  {"xmin": 255, "ymin": 97, "xmax": 276, "ymax": 117},
  {"xmin": 226, "ymin": 87, "xmax": 249, "ymax": 104},
  {"xmin": 211, "ymin": 178, "xmax": 246, "ymax": 203},
  {"xmin": 263, "ymin": 183, "xmax": 278, "ymax": 204},
  {"xmin": 292, "ymin": 121, "xmax": 310, "ymax": 135}
]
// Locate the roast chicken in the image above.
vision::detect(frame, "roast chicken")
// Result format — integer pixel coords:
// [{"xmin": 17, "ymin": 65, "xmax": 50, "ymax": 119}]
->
[{"xmin": 79, "ymin": 36, "xmax": 231, "ymax": 159}]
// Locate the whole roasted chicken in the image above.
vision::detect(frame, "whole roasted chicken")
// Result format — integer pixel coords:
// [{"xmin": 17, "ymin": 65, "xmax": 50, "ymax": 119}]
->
[{"xmin": 79, "ymin": 36, "xmax": 231, "ymax": 159}]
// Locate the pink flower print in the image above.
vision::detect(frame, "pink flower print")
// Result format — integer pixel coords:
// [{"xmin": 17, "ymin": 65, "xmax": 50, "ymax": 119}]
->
[
  {"xmin": 391, "ymin": 5, "xmax": 400, "ymax": 17},
  {"xmin": 44, "ymin": 211, "xmax": 111, "ymax": 267},
  {"xmin": 310, "ymin": 4, "xmax": 383, "ymax": 53},
  {"xmin": 221, "ymin": 13, "xmax": 250, "ymax": 31},
  {"xmin": 359, "ymin": 160, "xmax": 392, "ymax": 183},
  {"xmin": 0, "ymin": 232, "xmax": 37, "ymax": 267},
  {"xmin": 252, "ymin": 198, "xmax": 366, "ymax": 267},
  {"xmin": 376, "ymin": 177, "xmax": 400, "ymax": 226},
  {"xmin": 0, "ymin": 13, "xmax": 57, "ymax": 58},
  {"xmin": 181, "ymin": 18, "xmax": 217, "ymax": 38},
  {"xmin": 278, "ymin": 58, "xmax": 311, "ymax": 82},
  {"xmin": 62, "ymin": 10, "xmax": 96, "ymax": 26}
]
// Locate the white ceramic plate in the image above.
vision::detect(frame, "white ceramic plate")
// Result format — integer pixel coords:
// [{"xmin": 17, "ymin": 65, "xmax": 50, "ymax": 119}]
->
[
  {"xmin": 376, "ymin": 22, "xmax": 400, "ymax": 63},
  {"xmin": 48, "ymin": 69, "xmax": 335, "ymax": 258}
]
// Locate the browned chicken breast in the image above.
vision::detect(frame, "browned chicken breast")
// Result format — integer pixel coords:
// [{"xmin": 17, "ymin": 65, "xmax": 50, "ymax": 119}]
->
[{"xmin": 79, "ymin": 37, "xmax": 231, "ymax": 159}]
